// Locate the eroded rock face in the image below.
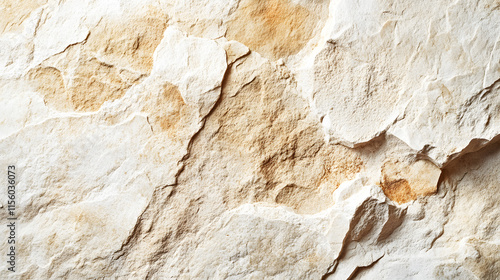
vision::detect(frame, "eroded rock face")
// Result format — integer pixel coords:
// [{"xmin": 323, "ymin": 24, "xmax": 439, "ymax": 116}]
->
[{"xmin": 0, "ymin": 0, "xmax": 498, "ymax": 279}]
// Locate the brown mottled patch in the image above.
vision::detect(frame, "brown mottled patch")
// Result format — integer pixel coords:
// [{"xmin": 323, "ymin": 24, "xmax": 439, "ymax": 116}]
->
[
  {"xmin": 0, "ymin": 0, "xmax": 47, "ymax": 34},
  {"xmin": 69, "ymin": 58, "xmax": 135, "ymax": 111},
  {"xmin": 263, "ymin": 141, "xmax": 363, "ymax": 214},
  {"xmin": 27, "ymin": 56, "xmax": 135, "ymax": 112},
  {"xmin": 27, "ymin": 9, "xmax": 168, "ymax": 112},
  {"xmin": 380, "ymin": 159, "xmax": 441, "ymax": 204},
  {"xmin": 202, "ymin": 59, "xmax": 364, "ymax": 214},
  {"xmin": 26, "ymin": 66, "xmax": 67, "ymax": 109},
  {"xmin": 226, "ymin": 0, "xmax": 319, "ymax": 60},
  {"xmin": 158, "ymin": 84, "xmax": 185, "ymax": 132},
  {"xmin": 86, "ymin": 10, "xmax": 169, "ymax": 73},
  {"xmin": 275, "ymin": 184, "xmax": 309, "ymax": 206},
  {"xmin": 145, "ymin": 82, "xmax": 190, "ymax": 138},
  {"xmin": 318, "ymin": 148, "xmax": 364, "ymax": 189}
]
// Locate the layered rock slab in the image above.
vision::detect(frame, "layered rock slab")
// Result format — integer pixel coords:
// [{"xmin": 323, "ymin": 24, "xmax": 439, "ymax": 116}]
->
[{"xmin": 0, "ymin": 0, "xmax": 499, "ymax": 279}]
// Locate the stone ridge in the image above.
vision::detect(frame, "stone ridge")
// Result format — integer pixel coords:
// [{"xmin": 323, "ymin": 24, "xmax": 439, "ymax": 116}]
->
[{"xmin": 0, "ymin": 0, "xmax": 498, "ymax": 279}]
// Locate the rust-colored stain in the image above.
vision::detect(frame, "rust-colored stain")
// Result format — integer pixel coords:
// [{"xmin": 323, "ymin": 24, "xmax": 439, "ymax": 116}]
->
[
  {"xmin": 379, "ymin": 159, "xmax": 440, "ymax": 204},
  {"xmin": 226, "ymin": 0, "xmax": 319, "ymax": 60},
  {"xmin": 380, "ymin": 178, "xmax": 417, "ymax": 204}
]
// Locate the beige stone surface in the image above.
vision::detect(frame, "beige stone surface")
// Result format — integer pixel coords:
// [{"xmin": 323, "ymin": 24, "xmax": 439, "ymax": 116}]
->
[{"xmin": 0, "ymin": 0, "xmax": 498, "ymax": 279}]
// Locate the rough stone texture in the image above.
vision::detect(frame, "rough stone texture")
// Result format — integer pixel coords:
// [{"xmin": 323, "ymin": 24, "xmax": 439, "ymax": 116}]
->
[{"xmin": 0, "ymin": 0, "xmax": 499, "ymax": 279}]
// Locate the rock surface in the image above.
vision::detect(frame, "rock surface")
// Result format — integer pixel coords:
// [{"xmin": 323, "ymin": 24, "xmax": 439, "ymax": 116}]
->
[{"xmin": 0, "ymin": 0, "xmax": 499, "ymax": 279}]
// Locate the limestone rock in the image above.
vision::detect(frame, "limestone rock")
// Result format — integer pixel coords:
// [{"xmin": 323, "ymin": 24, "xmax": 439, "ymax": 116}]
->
[{"xmin": 0, "ymin": 0, "xmax": 499, "ymax": 279}]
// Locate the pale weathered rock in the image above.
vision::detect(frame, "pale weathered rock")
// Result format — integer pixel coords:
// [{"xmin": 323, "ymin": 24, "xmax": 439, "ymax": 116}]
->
[
  {"xmin": 0, "ymin": 0, "xmax": 499, "ymax": 279},
  {"xmin": 298, "ymin": 0, "xmax": 500, "ymax": 166}
]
